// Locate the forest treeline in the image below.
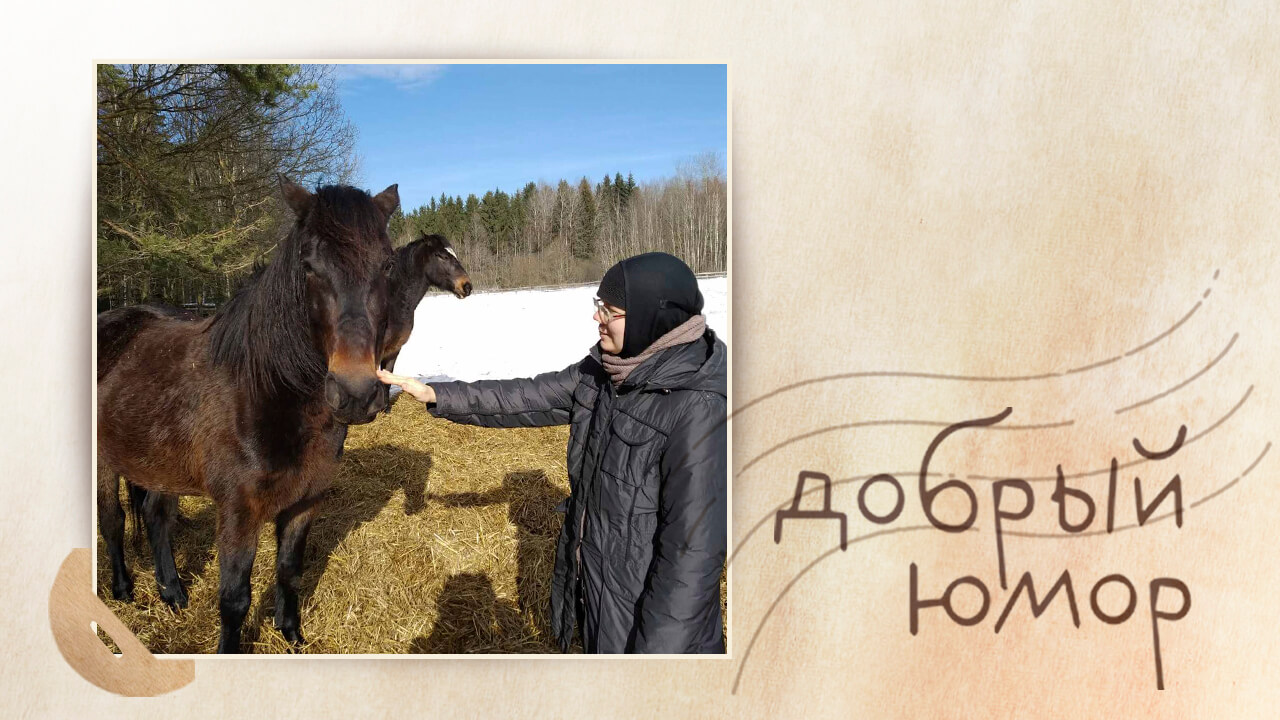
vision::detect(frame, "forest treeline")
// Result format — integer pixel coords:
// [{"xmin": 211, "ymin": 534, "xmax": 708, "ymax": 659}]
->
[
  {"xmin": 388, "ymin": 154, "xmax": 726, "ymax": 289},
  {"xmin": 96, "ymin": 63, "xmax": 726, "ymax": 309}
]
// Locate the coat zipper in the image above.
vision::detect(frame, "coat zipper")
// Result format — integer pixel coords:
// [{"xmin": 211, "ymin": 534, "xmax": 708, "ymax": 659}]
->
[{"xmin": 575, "ymin": 381, "xmax": 614, "ymax": 646}]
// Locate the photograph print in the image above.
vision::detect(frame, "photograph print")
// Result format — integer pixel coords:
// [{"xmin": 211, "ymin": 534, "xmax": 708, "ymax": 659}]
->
[{"xmin": 94, "ymin": 62, "xmax": 729, "ymax": 654}]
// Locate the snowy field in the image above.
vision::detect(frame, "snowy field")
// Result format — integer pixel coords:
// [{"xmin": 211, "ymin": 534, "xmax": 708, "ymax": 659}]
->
[{"xmin": 393, "ymin": 275, "xmax": 728, "ymax": 383}]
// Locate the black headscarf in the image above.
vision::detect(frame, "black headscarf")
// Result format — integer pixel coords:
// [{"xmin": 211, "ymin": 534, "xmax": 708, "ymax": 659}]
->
[{"xmin": 596, "ymin": 252, "xmax": 704, "ymax": 358}]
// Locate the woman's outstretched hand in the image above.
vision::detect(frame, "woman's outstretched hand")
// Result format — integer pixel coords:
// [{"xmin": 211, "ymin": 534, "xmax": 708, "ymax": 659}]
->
[{"xmin": 376, "ymin": 369, "xmax": 436, "ymax": 405}]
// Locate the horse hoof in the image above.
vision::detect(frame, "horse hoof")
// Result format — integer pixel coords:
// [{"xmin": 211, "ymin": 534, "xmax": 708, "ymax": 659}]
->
[
  {"xmin": 160, "ymin": 584, "xmax": 188, "ymax": 610},
  {"xmin": 111, "ymin": 579, "xmax": 134, "ymax": 602},
  {"xmin": 215, "ymin": 638, "xmax": 244, "ymax": 654},
  {"xmin": 275, "ymin": 621, "xmax": 305, "ymax": 646}
]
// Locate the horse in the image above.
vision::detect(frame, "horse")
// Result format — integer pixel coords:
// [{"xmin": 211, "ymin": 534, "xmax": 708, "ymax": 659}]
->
[
  {"xmin": 96, "ymin": 177, "xmax": 399, "ymax": 653},
  {"xmin": 377, "ymin": 233, "xmax": 472, "ymax": 410},
  {"xmin": 331, "ymin": 232, "xmax": 473, "ymax": 457}
]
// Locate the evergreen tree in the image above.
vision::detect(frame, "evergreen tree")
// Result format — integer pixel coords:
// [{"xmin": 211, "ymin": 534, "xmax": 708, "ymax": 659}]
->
[
  {"xmin": 614, "ymin": 172, "xmax": 627, "ymax": 208},
  {"xmin": 96, "ymin": 63, "xmax": 357, "ymax": 306},
  {"xmin": 387, "ymin": 207, "xmax": 409, "ymax": 246},
  {"xmin": 440, "ymin": 194, "xmax": 463, "ymax": 248},
  {"xmin": 509, "ymin": 190, "xmax": 528, "ymax": 251},
  {"xmin": 572, "ymin": 177, "xmax": 597, "ymax": 259},
  {"xmin": 552, "ymin": 179, "xmax": 572, "ymax": 245}
]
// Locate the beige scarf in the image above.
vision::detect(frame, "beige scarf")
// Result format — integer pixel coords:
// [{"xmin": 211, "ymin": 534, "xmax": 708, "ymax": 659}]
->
[{"xmin": 601, "ymin": 314, "xmax": 706, "ymax": 387}]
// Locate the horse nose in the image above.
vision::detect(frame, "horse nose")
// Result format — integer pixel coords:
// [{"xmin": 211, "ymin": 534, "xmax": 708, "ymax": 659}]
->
[
  {"xmin": 324, "ymin": 374, "xmax": 345, "ymax": 411},
  {"xmin": 363, "ymin": 384, "xmax": 387, "ymax": 417},
  {"xmin": 350, "ymin": 376, "xmax": 385, "ymax": 420},
  {"xmin": 454, "ymin": 277, "xmax": 472, "ymax": 298},
  {"xmin": 325, "ymin": 373, "xmax": 383, "ymax": 420}
]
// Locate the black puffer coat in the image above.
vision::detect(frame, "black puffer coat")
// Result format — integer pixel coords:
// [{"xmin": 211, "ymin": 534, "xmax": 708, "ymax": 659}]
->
[{"xmin": 428, "ymin": 329, "xmax": 727, "ymax": 653}]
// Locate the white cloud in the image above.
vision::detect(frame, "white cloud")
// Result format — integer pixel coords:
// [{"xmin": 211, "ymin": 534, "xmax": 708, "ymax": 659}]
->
[{"xmin": 336, "ymin": 64, "xmax": 446, "ymax": 91}]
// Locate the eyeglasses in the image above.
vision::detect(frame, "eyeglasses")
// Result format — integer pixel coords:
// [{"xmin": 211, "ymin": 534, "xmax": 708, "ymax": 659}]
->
[{"xmin": 593, "ymin": 297, "xmax": 625, "ymax": 324}]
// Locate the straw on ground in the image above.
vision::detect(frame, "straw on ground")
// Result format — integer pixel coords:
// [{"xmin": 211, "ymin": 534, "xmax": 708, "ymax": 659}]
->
[{"xmin": 97, "ymin": 396, "xmax": 727, "ymax": 654}]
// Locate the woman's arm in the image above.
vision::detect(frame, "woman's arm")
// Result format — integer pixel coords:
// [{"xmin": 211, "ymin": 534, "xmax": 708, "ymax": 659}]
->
[
  {"xmin": 377, "ymin": 359, "xmax": 585, "ymax": 428},
  {"xmin": 632, "ymin": 391, "xmax": 728, "ymax": 653}
]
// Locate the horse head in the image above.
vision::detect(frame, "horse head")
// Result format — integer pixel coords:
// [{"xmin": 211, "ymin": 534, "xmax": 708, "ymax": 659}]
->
[
  {"xmin": 402, "ymin": 233, "xmax": 473, "ymax": 299},
  {"xmin": 280, "ymin": 175, "xmax": 398, "ymax": 425}
]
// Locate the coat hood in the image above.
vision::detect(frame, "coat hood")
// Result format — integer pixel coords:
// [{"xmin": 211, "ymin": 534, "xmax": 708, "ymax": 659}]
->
[{"xmin": 597, "ymin": 252, "xmax": 705, "ymax": 358}]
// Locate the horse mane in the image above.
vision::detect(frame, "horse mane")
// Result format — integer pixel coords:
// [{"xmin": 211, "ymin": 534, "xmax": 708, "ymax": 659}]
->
[
  {"xmin": 206, "ymin": 231, "xmax": 322, "ymax": 402},
  {"xmin": 206, "ymin": 185, "xmax": 387, "ymax": 402},
  {"xmin": 309, "ymin": 186, "xmax": 394, "ymax": 262}
]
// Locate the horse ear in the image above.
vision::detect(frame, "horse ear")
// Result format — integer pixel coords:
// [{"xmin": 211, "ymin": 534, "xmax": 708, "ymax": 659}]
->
[
  {"xmin": 278, "ymin": 174, "xmax": 314, "ymax": 217},
  {"xmin": 372, "ymin": 183, "xmax": 400, "ymax": 219}
]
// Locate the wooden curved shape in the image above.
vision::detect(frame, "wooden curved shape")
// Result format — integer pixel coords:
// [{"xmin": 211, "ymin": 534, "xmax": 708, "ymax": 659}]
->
[{"xmin": 48, "ymin": 548, "xmax": 194, "ymax": 696}]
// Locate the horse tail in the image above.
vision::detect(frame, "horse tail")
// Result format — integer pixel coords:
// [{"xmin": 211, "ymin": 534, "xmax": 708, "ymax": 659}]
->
[{"xmin": 125, "ymin": 480, "xmax": 146, "ymax": 536}]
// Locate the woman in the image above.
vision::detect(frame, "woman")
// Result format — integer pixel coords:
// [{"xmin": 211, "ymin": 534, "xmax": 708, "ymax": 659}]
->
[{"xmin": 378, "ymin": 252, "xmax": 727, "ymax": 654}]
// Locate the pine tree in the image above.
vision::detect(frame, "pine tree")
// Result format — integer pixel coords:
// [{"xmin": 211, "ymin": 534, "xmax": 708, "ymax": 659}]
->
[
  {"xmin": 443, "ymin": 195, "xmax": 463, "ymax": 248},
  {"xmin": 387, "ymin": 208, "xmax": 409, "ymax": 246},
  {"xmin": 552, "ymin": 179, "xmax": 572, "ymax": 245},
  {"xmin": 572, "ymin": 177, "xmax": 597, "ymax": 260},
  {"xmin": 614, "ymin": 172, "xmax": 628, "ymax": 208},
  {"xmin": 479, "ymin": 189, "xmax": 516, "ymax": 255},
  {"xmin": 96, "ymin": 64, "xmax": 357, "ymax": 306},
  {"xmin": 509, "ymin": 190, "xmax": 528, "ymax": 252}
]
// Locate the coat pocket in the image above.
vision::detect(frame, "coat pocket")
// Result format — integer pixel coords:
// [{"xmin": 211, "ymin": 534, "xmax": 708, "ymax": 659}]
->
[
  {"xmin": 599, "ymin": 416, "xmax": 661, "ymax": 487},
  {"xmin": 596, "ymin": 416, "xmax": 661, "ymax": 572}
]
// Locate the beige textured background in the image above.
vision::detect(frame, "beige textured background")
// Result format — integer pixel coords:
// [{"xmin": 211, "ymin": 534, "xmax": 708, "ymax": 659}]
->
[{"xmin": 3, "ymin": 1, "xmax": 1280, "ymax": 717}]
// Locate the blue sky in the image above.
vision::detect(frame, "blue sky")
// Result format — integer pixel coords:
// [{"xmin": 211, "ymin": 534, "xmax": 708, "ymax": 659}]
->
[{"xmin": 333, "ymin": 63, "xmax": 727, "ymax": 211}]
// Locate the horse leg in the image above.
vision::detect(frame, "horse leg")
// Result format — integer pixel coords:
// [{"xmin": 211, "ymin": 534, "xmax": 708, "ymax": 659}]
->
[
  {"xmin": 96, "ymin": 466, "xmax": 133, "ymax": 601},
  {"xmin": 334, "ymin": 423, "xmax": 349, "ymax": 459},
  {"xmin": 215, "ymin": 507, "xmax": 260, "ymax": 654},
  {"xmin": 141, "ymin": 491, "xmax": 187, "ymax": 610},
  {"xmin": 380, "ymin": 350, "xmax": 401, "ymax": 415},
  {"xmin": 273, "ymin": 498, "xmax": 320, "ymax": 646}
]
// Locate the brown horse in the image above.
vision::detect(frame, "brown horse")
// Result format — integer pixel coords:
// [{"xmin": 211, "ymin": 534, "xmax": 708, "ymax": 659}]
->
[
  {"xmin": 335, "ymin": 233, "xmax": 473, "ymax": 454},
  {"xmin": 96, "ymin": 177, "xmax": 398, "ymax": 653},
  {"xmin": 380, "ymin": 233, "xmax": 472, "ymax": 394}
]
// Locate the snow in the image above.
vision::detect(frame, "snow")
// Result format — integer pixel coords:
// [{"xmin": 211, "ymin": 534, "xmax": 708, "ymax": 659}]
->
[{"xmin": 392, "ymin": 275, "xmax": 728, "ymax": 383}]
